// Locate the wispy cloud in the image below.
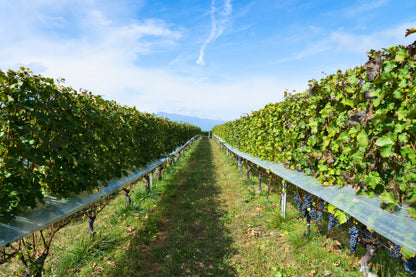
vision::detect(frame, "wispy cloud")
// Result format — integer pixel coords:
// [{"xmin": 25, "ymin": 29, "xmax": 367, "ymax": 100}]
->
[
  {"xmin": 342, "ymin": 0, "xmax": 389, "ymax": 17},
  {"xmin": 329, "ymin": 21, "xmax": 416, "ymax": 54},
  {"xmin": 273, "ymin": 21, "xmax": 416, "ymax": 66},
  {"xmin": 196, "ymin": 0, "xmax": 233, "ymax": 66}
]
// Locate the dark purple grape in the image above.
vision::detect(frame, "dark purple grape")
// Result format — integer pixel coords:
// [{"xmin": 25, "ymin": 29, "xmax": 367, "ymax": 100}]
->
[
  {"xmin": 404, "ymin": 257, "xmax": 416, "ymax": 274},
  {"xmin": 388, "ymin": 241, "xmax": 402, "ymax": 259},
  {"xmin": 349, "ymin": 226, "xmax": 359, "ymax": 253},
  {"xmin": 293, "ymin": 193, "xmax": 302, "ymax": 211},
  {"xmin": 328, "ymin": 213, "xmax": 339, "ymax": 230}
]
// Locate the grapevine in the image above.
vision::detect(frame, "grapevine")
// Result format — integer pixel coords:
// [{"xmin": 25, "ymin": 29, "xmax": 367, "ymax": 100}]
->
[
  {"xmin": 0, "ymin": 68, "xmax": 202, "ymax": 222},
  {"xmin": 212, "ymin": 40, "xmax": 416, "ymax": 219}
]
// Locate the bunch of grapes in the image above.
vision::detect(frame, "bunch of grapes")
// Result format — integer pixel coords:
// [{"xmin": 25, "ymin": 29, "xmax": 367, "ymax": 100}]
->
[
  {"xmin": 360, "ymin": 225, "xmax": 373, "ymax": 241},
  {"xmin": 349, "ymin": 226, "xmax": 359, "ymax": 253},
  {"xmin": 388, "ymin": 241, "xmax": 402, "ymax": 259},
  {"xmin": 328, "ymin": 213, "xmax": 339, "ymax": 230},
  {"xmin": 302, "ymin": 194, "xmax": 312, "ymax": 218},
  {"xmin": 314, "ymin": 210, "xmax": 323, "ymax": 223},
  {"xmin": 313, "ymin": 198, "xmax": 324, "ymax": 224},
  {"xmin": 309, "ymin": 208, "xmax": 317, "ymax": 221},
  {"xmin": 404, "ymin": 257, "xmax": 416, "ymax": 274},
  {"xmin": 293, "ymin": 193, "xmax": 302, "ymax": 211},
  {"xmin": 317, "ymin": 198, "xmax": 325, "ymax": 209}
]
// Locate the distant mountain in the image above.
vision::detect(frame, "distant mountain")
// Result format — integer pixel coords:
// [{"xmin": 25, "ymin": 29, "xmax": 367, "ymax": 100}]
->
[{"xmin": 157, "ymin": 112, "xmax": 226, "ymax": 131}]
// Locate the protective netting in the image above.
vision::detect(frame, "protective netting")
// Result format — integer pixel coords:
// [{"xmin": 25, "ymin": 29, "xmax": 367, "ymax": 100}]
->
[
  {"xmin": 0, "ymin": 135, "xmax": 199, "ymax": 250},
  {"xmin": 214, "ymin": 135, "xmax": 416, "ymax": 255}
]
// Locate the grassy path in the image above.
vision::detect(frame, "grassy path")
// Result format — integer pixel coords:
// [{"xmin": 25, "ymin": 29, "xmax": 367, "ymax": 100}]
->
[
  {"xmin": 134, "ymin": 137, "xmax": 236, "ymax": 276},
  {"xmin": 131, "ymin": 138, "xmax": 408, "ymax": 277},
  {"xmin": 119, "ymin": 138, "xmax": 363, "ymax": 276}
]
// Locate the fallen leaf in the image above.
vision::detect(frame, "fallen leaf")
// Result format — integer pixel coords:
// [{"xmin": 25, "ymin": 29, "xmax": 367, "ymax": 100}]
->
[{"xmin": 127, "ymin": 226, "xmax": 135, "ymax": 232}]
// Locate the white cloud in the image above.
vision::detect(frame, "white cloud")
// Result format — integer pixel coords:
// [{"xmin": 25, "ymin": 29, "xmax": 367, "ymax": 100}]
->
[
  {"xmin": 0, "ymin": 0, "xmax": 294, "ymax": 121},
  {"xmin": 2, "ymin": 1, "xmax": 414, "ymax": 123},
  {"xmin": 196, "ymin": 0, "xmax": 233, "ymax": 66}
]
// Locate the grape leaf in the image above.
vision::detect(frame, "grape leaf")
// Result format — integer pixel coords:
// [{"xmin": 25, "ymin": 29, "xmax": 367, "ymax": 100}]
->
[
  {"xmin": 357, "ymin": 130, "xmax": 368, "ymax": 148},
  {"xmin": 405, "ymin": 28, "xmax": 416, "ymax": 37},
  {"xmin": 375, "ymin": 135, "xmax": 394, "ymax": 147}
]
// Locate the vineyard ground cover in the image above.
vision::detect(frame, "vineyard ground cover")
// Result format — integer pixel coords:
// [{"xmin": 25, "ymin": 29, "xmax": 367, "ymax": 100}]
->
[{"xmin": 1, "ymin": 138, "xmax": 412, "ymax": 276}]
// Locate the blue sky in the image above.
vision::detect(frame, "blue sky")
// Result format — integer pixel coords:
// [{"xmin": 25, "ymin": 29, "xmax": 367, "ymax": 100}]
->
[{"xmin": 1, "ymin": 0, "xmax": 415, "ymax": 121}]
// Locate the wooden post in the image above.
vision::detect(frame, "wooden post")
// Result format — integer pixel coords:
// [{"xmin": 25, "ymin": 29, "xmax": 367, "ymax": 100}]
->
[
  {"xmin": 304, "ymin": 212, "xmax": 311, "ymax": 237},
  {"xmin": 144, "ymin": 174, "xmax": 150, "ymax": 192},
  {"xmin": 281, "ymin": 181, "xmax": 287, "ymax": 218},
  {"xmin": 238, "ymin": 156, "xmax": 243, "ymax": 174},
  {"xmin": 266, "ymin": 176, "xmax": 274, "ymax": 200},
  {"xmin": 258, "ymin": 171, "xmax": 263, "ymax": 192},
  {"xmin": 157, "ymin": 166, "xmax": 163, "ymax": 181},
  {"xmin": 122, "ymin": 188, "xmax": 131, "ymax": 206},
  {"xmin": 88, "ymin": 215, "xmax": 96, "ymax": 235}
]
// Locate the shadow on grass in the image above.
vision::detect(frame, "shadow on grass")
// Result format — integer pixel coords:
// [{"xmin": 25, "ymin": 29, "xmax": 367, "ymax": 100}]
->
[{"xmin": 111, "ymin": 138, "xmax": 236, "ymax": 276}]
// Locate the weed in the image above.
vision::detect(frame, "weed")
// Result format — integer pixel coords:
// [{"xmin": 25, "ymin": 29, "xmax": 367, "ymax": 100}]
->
[
  {"xmin": 53, "ymin": 232, "xmax": 116, "ymax": 276},
  {"xmin": 266, "ymin": 209, "xmax": 284, "ymax": 229}
]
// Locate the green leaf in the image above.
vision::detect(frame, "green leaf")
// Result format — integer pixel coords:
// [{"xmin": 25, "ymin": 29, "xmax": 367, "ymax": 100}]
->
[
  {"xmin": 334, "ymin": 210, "xmax": 348, "ymax": 225},
  {"xmin": 307, "ymin": 135, "xmax": 317, "ymax": 146},
  {"xmin": 352, "ymin": 151, "xmax": 364, "ymax": 163},
  {"xmin": 380, "ymin": 191, "xmax": 396, "ymax": 204},
  {"xmin": 341, "ymin": 98, "xmax": 354, "ymax": 107},
  {"xmin": 395, "ymin": 48, "xmax": 407, "ymax": 62},
  {"xmin": 308, "ymin": 119, "xmax": 318, "ymax": 134},
  {"xmin": 327, "ymin": 203, "xmax": 337, "ymax": 214},
  {"xmin": 357, "ymin": 130, "xmax": 368, "ymax": 148},
  {"xmin": 365, "ymin": 172, "xmax": 381, "ymax": 190},
  {"xmin": 401, "ymin": 247, "xmax": 416, "ymax": 260},
  {"xmin": 383, "ymin": 60, "xmax": 397, "ymax": 72},
  {"xmin": 375, "ymin": 135, "xmax": 394, "ymax": 147},
  {"xmin": 393, "ymin": 89, "xmax": 402, "ymax": 99},
  {"xmin": 398, "ymin": 133, "xmax": 408, "ymax": 143},
  {"xmin": 407, "ymin": 207, "xmax": 416, "ymax": 219},
  {"xmin": 379, "ymin": 145, "xmax": 394, "ymax": 158}
]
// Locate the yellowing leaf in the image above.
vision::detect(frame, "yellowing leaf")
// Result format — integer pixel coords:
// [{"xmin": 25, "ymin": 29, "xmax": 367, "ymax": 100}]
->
[{"xmin": 405, "ymin": 28, "xmax": 416, "ymax": 37}]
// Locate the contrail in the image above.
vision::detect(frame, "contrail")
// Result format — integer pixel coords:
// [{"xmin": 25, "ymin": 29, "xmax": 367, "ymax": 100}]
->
[{"xmin": 197, "ymin": 0, "xmax": 232, "ymax": 66}]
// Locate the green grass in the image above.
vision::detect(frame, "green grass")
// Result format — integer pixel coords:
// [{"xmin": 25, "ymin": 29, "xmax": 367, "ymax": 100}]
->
[{"xmin": 1, "ymin": 138, "xmax": 413, "ymax": 276}]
